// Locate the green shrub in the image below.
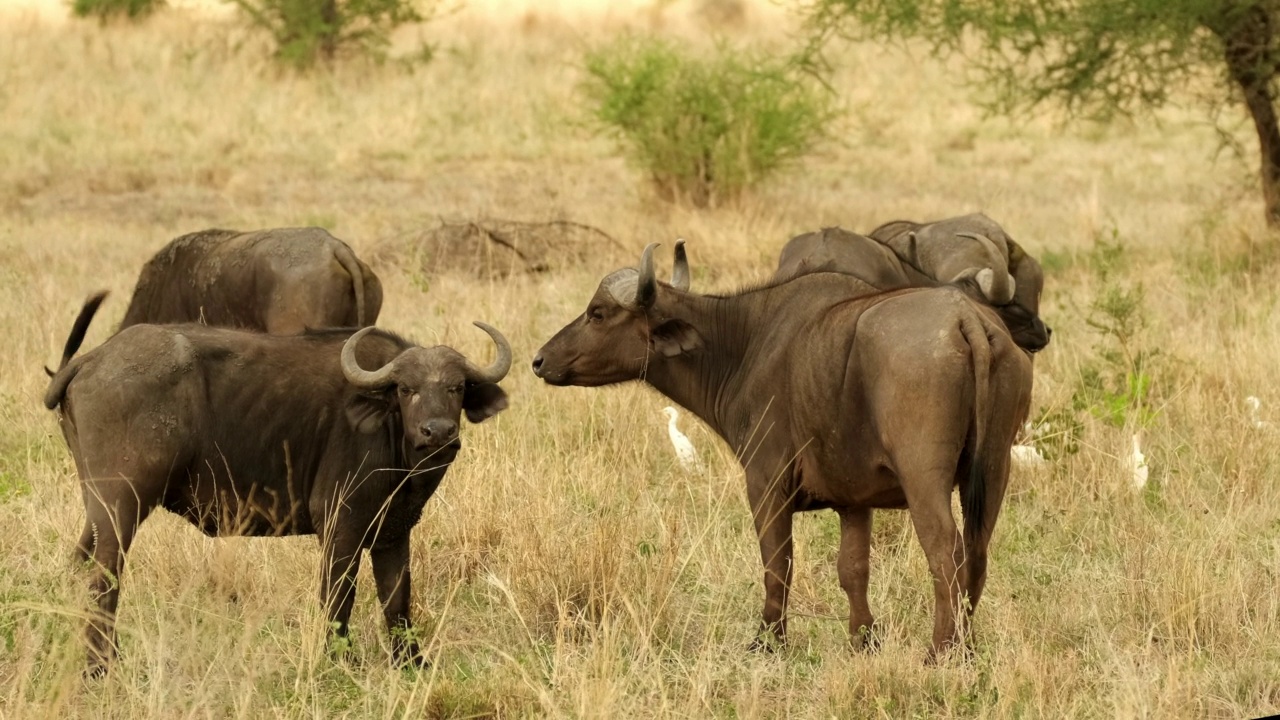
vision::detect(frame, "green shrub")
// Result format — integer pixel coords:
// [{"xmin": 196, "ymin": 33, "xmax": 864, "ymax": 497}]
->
[
  {"xmin": 1079, "ymin": 229, "xmax": 1160, "ymax": 429},
  {"xmin": 1026, "ymin": 230, "xmax": 1160, "ymax": 463},
  {"xmin": 71, "ymin": 0, "xmax": 164, "ymax": 21},
  {"xmin": 581, "ymin": 38, "xmax": 835, "ymax": 207},
  {"xmin": 229, "ymin": 0, "xmax": 440, "ymax": 68}
]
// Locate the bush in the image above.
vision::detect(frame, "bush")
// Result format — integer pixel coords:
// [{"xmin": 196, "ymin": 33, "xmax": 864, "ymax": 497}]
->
[
  {"xmin": 581, "ymin": 38, "xmax": 835, "ymax": 207},
  {"xmin": 229, "ymin": 0, "xmax": 440, "ymax": 68},
  {"xmin": 71, "ymin": 0, "xmax": 164, "ymax": 21}
]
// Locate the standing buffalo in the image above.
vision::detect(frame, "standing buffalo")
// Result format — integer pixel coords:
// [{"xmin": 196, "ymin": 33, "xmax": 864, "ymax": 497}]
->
[
  {"xmin": 533, "ymin": 243, "xmax": 1033, "ymax": 660},
  {"xmin": 44, "ymin": 294, "xmax": 511, "ymax": 676},
  {"xmin": 120, "ymin": 227, "xmax": 383, "ymax": 333},
  {"xmin": 776, "ymin": 227, "xmax": 1051, "ymax": 353}
]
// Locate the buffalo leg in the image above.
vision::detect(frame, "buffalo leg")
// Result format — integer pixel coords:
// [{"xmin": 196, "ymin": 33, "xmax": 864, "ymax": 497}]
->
[
  {"xmin": 74, "ymin": 521, "xmax": 96, "ymax": 563},
  {"xmin": 837, "ymin": 507, "xmax": 878, "ymax": 651},
  {"xmin": 82, "ymin": 488, "xmax": 148, "ymax": 677},
  {"xmin": 747, "ymin": 473, "xmax": 794, "ymax": 649},
  {"xmin": 319, "ymin": 532, "xmax": 363, "ymax": 654},
  {"xmin": 901, "ymin": 479, "xmax": 967, "ymax": 661},
  {"xmin": 370, "ymin": 536, "xmax": 422, "ymax": 665}
]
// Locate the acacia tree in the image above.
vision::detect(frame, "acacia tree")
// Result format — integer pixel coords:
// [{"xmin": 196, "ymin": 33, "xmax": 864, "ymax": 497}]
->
[{"xmin": 805, "ymin": 0, "xmax": 1280, "ymax": 227}]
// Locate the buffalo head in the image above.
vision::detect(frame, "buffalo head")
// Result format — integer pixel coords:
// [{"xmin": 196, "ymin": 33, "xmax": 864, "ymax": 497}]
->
[
  {"xmin": 342, "ymin": 323, "xmax": 511, "ymax": 452},
  {"xmin": 945, "ymin": 271, "xmax": 1051, "ymax": 353},
  {"xmin": 533, "ymin": 241, "xmax": 693, "ymax": 386},
  {"xmin": 993, "ymin": 300, "xmax": 1051, "ymax": 353}
]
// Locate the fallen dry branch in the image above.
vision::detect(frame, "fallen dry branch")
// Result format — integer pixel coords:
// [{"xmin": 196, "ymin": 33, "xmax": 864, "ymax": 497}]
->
[{"xmin": 375, "ymin": 218, "xmax": 627, "ymax": 279}]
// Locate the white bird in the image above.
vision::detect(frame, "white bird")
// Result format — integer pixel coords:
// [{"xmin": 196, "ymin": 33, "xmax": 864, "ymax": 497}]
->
[
  {"xmin": 1128, "ymin": 433, "xmax": 1149, "ymax": 490},
  {"xmin": 1010, "ymin": 444, "xmax": 1046, "ymax": 468},
  {"xmin": 1245, "ymin": 396, "xmax": 1272, "ymax": 430},
  {"xmin": 663, "ymin": 406, "xmax": 702, "ymax": 472}
]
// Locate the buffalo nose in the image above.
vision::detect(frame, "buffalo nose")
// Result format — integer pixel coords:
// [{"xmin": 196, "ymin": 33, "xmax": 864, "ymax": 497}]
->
[
  {"xmin": 1046, "ymin": 326, "xmax": 1054, "ymax": 338},
  {"xmin": 420, "ymin": 419, "xmax": 458, "ymax": 444},
  {"xmin": 531, "ymin": 354, "xmax": 544, "ymax": 375}
]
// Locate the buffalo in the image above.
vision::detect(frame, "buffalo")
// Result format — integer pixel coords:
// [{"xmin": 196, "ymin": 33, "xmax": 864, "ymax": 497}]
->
[
  {"xmin": 120, "ymin": 227, "xmax": 383, "ymax": 333},
  {"xmin": 867, "ymin": 212, "xmax": 1045, "ymax": 314},
  {"xmin": 533, "ymin": 243, "xmax": 1033, "ymax": 660},
  {"xmin": 44, "ymin": 294, "xmax": 511, "ymax": 675},
  {"xmin": 776, "ymin": 226, "xmax": 1051, "ymax": 353}
]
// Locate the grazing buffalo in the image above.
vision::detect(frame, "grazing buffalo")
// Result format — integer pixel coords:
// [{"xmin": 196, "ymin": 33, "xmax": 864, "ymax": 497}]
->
[
  {"xmin": 533, "ymin": 243, "xmax": 1033, "ymax": 660},
  {"xmin": 775, "ymin": 227, "xmax": 1051, "ymax": 353},
  {"xmin": 868, "ymin": 212, "xmax": 1045, "ymax": 314},
  {"xmin": 44, "ymin": 294, "xmax": 511, "ymax": 675},
  {"xmin": 120, "ymin": 227, "xmax": 383, "ymax": 333}
]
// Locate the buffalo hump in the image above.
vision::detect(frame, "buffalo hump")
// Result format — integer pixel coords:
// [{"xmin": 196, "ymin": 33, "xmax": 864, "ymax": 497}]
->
[{"xmin": 119, "ymin": 227, "xmax": 383, "ymax": 334}]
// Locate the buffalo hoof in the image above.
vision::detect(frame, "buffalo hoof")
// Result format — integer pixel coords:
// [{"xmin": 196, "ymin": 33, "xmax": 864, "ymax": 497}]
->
[
  {"xmin": 923, "ymin": 641, "xmax": 973, "ymax": 666},
  {"xmin": 394, "ymin": 644, "xmax": 428, "ymax": 669},
  {"xmin": 84, "ymin": 640, "xmax": 115, "ymax": 680},
  {"xmin": 849, "ymin": 623, "xmax": 882, "ymax": 653},
  {"xmin": 746, "ymin": 634, "xmax": 785, "ymax": 654},
  {"xmin": 327, "ymin": 637, "xmax": 363, "ymax": 669}
]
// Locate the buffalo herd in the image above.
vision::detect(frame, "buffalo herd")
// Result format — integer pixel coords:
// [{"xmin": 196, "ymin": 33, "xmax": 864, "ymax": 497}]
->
[{"xmin": 44, "ymin": 216, "xmax": 1049, "ymax": 675}]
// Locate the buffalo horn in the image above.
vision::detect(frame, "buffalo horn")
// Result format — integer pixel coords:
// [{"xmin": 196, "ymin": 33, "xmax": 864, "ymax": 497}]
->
[
  {"xmin": 671, "ymin": 238, "xmax": 690, "ymax": 291},
  {"xmin": 634, "ymin": 242, "xmax": 659, "ymax": 308},
  {"xmin": 341, "ymin": 327, "xmax": 398, "ymax": 389},
  {"xmin": 956, "ymin": 231, "xmax": 1016, "ymax": 302},
  {"xmin": 463, "ymin": 322, "xmax": 512, "ymax": 384},
  {"xmin": 956, "ymin": 231, "xmax": 1009, "ymax": 268}
]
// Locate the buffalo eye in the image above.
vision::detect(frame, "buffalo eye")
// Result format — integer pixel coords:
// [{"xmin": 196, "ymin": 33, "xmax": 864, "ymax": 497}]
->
[
  {"xmin": 587, "ymin": 306, "xmax": 604, "ymax": 323},
  {"xmin": 397, "ymin": 386, "xmax": 413, "ymax": 397},
  {"xmin": 449, "ymin": 383, "xmax": 465, "ymax": 395}
]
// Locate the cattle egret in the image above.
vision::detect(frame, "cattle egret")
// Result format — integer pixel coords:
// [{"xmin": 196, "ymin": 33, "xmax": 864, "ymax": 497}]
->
[
  {"xmin": 663, "ymin": 406, "xmax": 701, "ymax": 472},
  {"xmin": 1010, "ymin": 443, "xmax": 1046, "ymax": 467},
  {"xmin": 1128, "ymin": 433, "xmax": 1149, "ymax": 490},
  {"xmin": 1245, "ymin": 396, "xmax": 1272, "ymax": 430}
]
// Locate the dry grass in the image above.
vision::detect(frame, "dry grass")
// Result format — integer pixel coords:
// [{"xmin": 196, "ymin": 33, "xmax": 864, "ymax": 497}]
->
[{"xmin": 1, "ymin": 1, "xmax": 1278, "ymax": 718}]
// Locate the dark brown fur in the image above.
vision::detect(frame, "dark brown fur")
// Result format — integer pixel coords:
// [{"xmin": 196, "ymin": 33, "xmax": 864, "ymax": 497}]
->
[
  {"xmin": 45, "ymin": 296, "xmax": 509, "ymax": 676},
  {"xmin": 777, "ymin": 226, "xmax": 1051, "ymax": 353},
  {"xmin": 533, "ymin": 245, "xmax": 1033, "ymax": 660},
  {"xmin": 119, "ymin": 227, "xmax": 383, "ymax": 333},
  {"xmin": 867, "ymin": 212, "xmax": 1047, "ymax": 314}
]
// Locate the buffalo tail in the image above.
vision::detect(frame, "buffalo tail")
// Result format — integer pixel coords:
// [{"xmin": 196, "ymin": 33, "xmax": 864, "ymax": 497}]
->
[
  {"xmin": 957, "ymin": 311, "xmax": 992, "ymax": 545},
  {"xmin": 332, "ymin": 242, "xmax": 368, "ymax": 327},
  {"xmin": 43, "ymin": 291, "xmax": 107, "ymax": 409}
]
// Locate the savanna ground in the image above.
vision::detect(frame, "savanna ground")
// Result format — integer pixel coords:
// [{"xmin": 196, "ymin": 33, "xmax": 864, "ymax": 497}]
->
[{"xmin": 1, "ymin": 1, "xmax": 1279, "ymax": 717}]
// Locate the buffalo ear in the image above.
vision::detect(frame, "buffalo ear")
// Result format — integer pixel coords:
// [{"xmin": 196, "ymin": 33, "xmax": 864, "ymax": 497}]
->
[
  {"xmin": 345, "ymin": 392, "xmax": 393, "ymax": 434},
  {"xmin": 904, "ymin": 231, "xmax": 920, "ymax": 266},
  {"xmin": 946, "ymin": 272, "xmax": 988, "ymax": 303},
  {"xmin": 1006, "ymin": 237, "xmax": 1027, "ymax": 268},
  {"xmin": 464, "ymin": 382, "xmax": 509, "ymax": 423},
  {"xmin": 650, "ymin": 318, "xmax": 703, "ymax": 358}
]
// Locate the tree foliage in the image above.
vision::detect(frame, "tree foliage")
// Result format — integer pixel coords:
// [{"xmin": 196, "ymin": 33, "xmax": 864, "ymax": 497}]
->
[
  {"xmin": 229, "ymin": 0, "xmax": 439, "ymax": 68},
  {"xmin": 806, "ymin": 0, "xmax": 1280, "ymax": 225},
  {"xmin": 72, "ymin": 0, "xmax": 165, "ymax": 21}
]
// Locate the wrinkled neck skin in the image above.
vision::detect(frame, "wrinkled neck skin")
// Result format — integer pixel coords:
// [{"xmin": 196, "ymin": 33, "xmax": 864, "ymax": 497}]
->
[
  {"xmin": 637, "ymin": 273, "xmax": 899, "ymax": 454},
  {"xmin": 360, "ymin": 415, "xmax": 457, "ymax": 545},
  {"xmin": 645, "ymin": 294, "xmax": 747, "ymax": 445},
  {"xmin": 638, "ymin": 286, "xmax": 795, "ymax": 454}
]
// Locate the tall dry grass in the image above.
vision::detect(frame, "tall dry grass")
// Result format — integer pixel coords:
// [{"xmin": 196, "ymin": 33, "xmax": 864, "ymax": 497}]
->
[{"xmin": 1, "ymin": 1, "xmax": 1278, "ymax": 718}]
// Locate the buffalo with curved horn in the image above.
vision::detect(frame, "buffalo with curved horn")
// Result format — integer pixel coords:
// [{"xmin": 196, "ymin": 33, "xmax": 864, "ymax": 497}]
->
[
  {"xmin": 44, "ymin": 295, "xmax": 511, "ymax": 676},
  {"xmin": 867, "ymin": 212, "xmax": 1046, "ymax": 314},
  {"xmin": 534, "ymin": 242, "xmax": 1032, "ymax": 661},
  {"xmin": 775, "ymin": 220, "xmax": 1051, "ymax": 353}
]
